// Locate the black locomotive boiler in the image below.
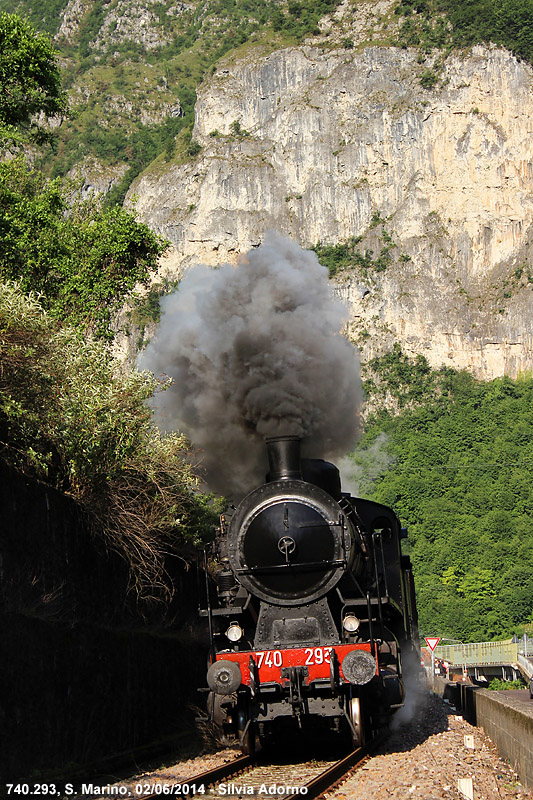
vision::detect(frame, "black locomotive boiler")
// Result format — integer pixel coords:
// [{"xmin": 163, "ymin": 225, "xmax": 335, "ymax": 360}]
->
[{"xmin": 200, "ymin": 436, "xmax": 419, "ymax": 753}]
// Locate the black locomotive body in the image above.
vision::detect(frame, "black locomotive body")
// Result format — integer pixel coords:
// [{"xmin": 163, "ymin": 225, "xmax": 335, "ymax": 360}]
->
[{"xmin": 200, "ymin": 436, "xmax": 419, "ymax": 752}]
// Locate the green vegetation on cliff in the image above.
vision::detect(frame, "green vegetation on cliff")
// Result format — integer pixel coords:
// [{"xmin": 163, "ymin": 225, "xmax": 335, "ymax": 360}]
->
[
  {"xmin": 2, "ymin": 0, "xmax": 533, "ymax": 191},
  {"xmin": 395, "ymin": 0, "xmax": 533, "ymax": 65},
  {"xmin": 0, "ymin": 281, "xmax": 220, "ymax": 594},
  {"xmin": 0, "ymin": 0, "xmax": 345, "ymax": 196},
  {"xmin": 0, "ymin": 156, "xmax": 168, "ymax": 339},
  {"xmin": 0, "ymin": 0, "xmax": 70, "ymax": 36},
  {"xmin": 0, "ymin": 17, "xmax": 219, "ymax": 594},
  {"xmin": 349, "ymin": 345, "xmax": 533, "ymax": 642},
  {"xmin": 313, "ymin": 216, "xmax": 407, "ymax": 278}
]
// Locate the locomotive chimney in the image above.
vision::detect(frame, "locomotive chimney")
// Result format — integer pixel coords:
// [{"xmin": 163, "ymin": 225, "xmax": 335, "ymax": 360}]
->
[{"xmin": 265, "ymin": 436, "xmax": 302, "ymax": 481}]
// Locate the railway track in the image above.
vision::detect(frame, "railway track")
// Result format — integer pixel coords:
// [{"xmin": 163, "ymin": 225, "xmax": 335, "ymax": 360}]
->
[{"xmin": 137, "ymin": 733, "xmax": 386, "ymax": 800}]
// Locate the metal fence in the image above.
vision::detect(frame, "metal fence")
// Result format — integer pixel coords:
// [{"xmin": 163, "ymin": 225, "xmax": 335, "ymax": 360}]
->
[{"xmin": 518, "ymin": 654, "xmax": 533, "ymax": 680}]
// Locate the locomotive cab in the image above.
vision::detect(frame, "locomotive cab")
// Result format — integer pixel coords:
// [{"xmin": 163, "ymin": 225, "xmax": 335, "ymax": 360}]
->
[{"xmin": 200, "ymin": 436, "xmax": 418, "ymax": 752}]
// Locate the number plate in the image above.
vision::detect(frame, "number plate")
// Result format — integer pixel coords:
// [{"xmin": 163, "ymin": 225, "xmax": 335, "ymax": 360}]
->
[
  {"xmin": 254, "ymin": 646, "xmax": 333, "ymax": 669},
  {"xmin": 214, "ymin": 643, "xmax": 373, "ymax": 685}
]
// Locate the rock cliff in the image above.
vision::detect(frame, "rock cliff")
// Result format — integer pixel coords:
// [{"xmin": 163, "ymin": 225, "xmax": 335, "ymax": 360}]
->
[{"xmin": 129, "ymin": 34, "xmax": 533, "ymax": 379}]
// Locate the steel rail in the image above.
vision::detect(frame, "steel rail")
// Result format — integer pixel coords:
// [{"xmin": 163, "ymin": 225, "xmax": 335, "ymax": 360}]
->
[
  {"xmin": 140, "ymin": 753, "xmax": 254, "ymax": 798},
  {"xmin": 140, "ymin": 730, "xmax": 387, "ymax": 799},
  {"xmin": 303, "ymin": 731, "xmax": 387, "ymax": 799}
]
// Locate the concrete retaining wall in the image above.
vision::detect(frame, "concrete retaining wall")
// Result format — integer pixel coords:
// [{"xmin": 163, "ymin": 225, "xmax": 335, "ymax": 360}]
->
[
  {"xmin": 474, "ymin": 690, "xmax": 533, "ymax": 791},
  {"xmin": 435, "ymin": 677, "xmax": 533, "ymax": 790}
]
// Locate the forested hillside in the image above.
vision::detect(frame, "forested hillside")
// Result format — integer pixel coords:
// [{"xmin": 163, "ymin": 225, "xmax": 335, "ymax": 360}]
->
[{"xmin": 351, "ymin": 346, "xmax": 533, "ymax": 642}]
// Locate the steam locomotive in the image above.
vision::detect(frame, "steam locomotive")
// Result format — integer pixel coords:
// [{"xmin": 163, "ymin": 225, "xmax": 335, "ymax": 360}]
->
[{"xmin": 200, "ymin": 436, "xmax": 419, "ymax": 753}]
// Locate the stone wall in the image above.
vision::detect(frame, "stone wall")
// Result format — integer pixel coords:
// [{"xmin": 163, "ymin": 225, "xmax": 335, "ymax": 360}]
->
[
  {"xmin": 473, "ymin": 690, "xmax": 533, "ymax": 791},
  {"xmin": 0, "ymin": 461, "xmax": 207, "ymax": 782}
]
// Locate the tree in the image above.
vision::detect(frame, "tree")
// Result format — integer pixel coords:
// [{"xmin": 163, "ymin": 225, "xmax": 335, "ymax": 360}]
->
[
  {"xmin": 0, "ymin": 12, "xmax": 69, "ymax": 145},
  {"xmin": 0, "ymin": 157, "xmax": 169, "ymax": 339},
  {"xmin": 54, "ymin": 197, "xmax": 169, "ymax": 338}
]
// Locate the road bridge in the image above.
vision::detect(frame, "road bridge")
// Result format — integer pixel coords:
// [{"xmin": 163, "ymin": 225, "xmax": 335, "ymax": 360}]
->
[{"xmin": 433, "ymin": 637, "xmax": 533, "ymax": 683}]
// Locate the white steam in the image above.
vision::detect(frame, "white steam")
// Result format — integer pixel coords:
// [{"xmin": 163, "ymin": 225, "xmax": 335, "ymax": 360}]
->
[
  {"xmin": 140, "ymin": 232, "xmax": 362, "ymax": 497},
  {"xmin": 337, "ymin": 432, "xmax": 396, "ymax": 497},
  {"xmin": 392, "ymin": 647, "xmax": 426, "ymax": 729}
]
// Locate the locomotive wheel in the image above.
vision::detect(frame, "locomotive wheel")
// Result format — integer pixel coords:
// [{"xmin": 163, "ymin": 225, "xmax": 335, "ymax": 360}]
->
[
  {"xmin": 237, "ymin": 707, "xmax": 256, "ymax": 755},
  {"xmin": 240, "ymin": 722, "xmax": 256, "ymax": 755},
  {"xmin": 348, "ymin": 697, "xmax": 365, "ymax": 747}
]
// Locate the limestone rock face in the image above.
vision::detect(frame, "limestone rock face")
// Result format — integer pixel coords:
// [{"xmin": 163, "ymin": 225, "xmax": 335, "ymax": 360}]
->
[
  {"xmin": 57, "ymin": 0, "xmax": 183, "ymax": 50},
  {"xmin": 91, "ymin": 0, "xmax": 171, "ymax": 52},
  {"xmin": 129, "ymin": 42, "xmax": 533, "ymax": 379},
  {"xmin": 68, "ymin": 157, "xmax": 129, "ymax": 200},
  {"xmin": 56, "ymin": 0, "xmax": 92, "ymax": 44}
]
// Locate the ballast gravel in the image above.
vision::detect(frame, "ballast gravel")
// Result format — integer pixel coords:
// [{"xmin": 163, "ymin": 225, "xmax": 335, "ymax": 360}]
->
[
  {"xmin": 94, "ymin": 692, "xmax": 531, "ymax": 800},
  {"xmin": 328, "ymin": 693, "xmax": 531, "ymax": 800}
]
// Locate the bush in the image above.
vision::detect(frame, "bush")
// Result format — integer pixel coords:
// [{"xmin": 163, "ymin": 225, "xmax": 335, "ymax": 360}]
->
[
  {"xmin": 420, "ymin": 67, "xmax": 439, "ymax": 88},
  {"xmin": 313, "ymin": 234, "xmax": 395, "ymax": 278},
  {"xmin": 0, "ymin": 281, "xmax": 220, "ymax": 597},
  {"xmin": 187, "ymin": 139, "xmax": 202, "ymax": 156},
  {"xmin": 487, "ymin": 678, "xmax": 525, "ymax": 691}
]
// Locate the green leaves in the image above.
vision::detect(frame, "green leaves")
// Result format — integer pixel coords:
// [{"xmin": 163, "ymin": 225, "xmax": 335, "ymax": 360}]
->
[
  {"xmin": 313, "ymin": 236, "xmax": 395, "ymax": 278},
  {"xmin": 52, "ymin": 201, "xmax": 169, "ymax": 338},
  {"xmin": 0, "ymin": 13, "xmax": 217, "ymax": 595},
  {"xmin": 351, "ymin": 346, "xmax": 533, "ymax": 641},
  {"xmin": 0, "ymin": 282, "xmax": 220, "ymax": 592},
  {"xmin": 396, "ymin": 0, "xmax": 533, "ymax": 66},
  {"xmin": 0, "ymin": 12, "xmax": 68, "ymax": 145},
  {"xmin": 0, "ymin": 157, "xmax": 168, "ymax": 339},
  {"xmin": 362, "ymin": 343, "xmax": 439, "ymax": 409}
]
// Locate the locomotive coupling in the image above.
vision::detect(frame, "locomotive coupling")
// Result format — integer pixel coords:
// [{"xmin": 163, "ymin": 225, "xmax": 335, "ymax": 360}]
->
[{"xmin": 207, "ymin": 660, "xmax": 242, "ymax": 694}]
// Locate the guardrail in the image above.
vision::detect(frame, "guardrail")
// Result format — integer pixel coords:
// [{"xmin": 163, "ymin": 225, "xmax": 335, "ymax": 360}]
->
[{"xmin": 518, "ymin": 654, "xmax": 533, "ymax": 680}]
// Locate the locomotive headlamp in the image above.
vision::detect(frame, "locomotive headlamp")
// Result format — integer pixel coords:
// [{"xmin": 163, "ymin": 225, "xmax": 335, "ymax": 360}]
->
[
  {"xmin": 343, "ymin": 614, "xmax": 360, "ymax": 633},
  {"xmin": 226, "ymin": 622, "xmax": 243, "ymax": 642}
]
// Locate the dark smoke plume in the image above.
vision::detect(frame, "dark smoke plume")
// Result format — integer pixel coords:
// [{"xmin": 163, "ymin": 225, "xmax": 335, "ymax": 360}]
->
[{"xmin": 140, "ymin": 232, "xmax": 361, "ymax": 498}]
